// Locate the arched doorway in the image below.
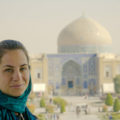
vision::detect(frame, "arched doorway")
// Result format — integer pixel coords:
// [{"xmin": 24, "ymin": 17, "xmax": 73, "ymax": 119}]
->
[{"xmin": 61, "ymin": 60, "xmax": 81, "ymax": 95}]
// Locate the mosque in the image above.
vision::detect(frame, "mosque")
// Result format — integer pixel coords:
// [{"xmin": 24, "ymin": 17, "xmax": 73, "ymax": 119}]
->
[{"xmin": 30, "ymin": 15, "xmax": 120, "ymax": 96}]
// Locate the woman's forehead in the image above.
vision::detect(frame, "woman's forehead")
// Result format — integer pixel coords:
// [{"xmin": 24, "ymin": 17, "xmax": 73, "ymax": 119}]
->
[{"xmin": 0, "ymin": 50, "xmax": 28, "ymax": 65}]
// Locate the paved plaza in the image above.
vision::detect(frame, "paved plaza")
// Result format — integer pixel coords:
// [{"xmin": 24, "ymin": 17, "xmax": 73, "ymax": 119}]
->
[
  {"xmin": 59, "ymin": 96, "xmax": 102, "ymax": 120},
  {"xmin": 33, "ymin": 96, "xmax": 103, "ymax": 120},
  {"xmin": 60, "ymin": 111, "xmax": 100, "ymax": 120}
]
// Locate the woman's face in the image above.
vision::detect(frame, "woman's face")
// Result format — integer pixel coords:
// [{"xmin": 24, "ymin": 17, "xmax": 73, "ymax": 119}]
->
[{"xmin": 0, "ymin": 49, "xmax": 30, "ymax": 97}]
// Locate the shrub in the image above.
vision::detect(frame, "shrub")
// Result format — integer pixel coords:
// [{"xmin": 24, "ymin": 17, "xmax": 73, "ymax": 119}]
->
[
  {"xmin": 37, "ymin": 114, "xmax": 46, "ymax": 120},
  {"xmin": 113, "ymin": 98, "xmax": 120, "ymax": 112},
  {"xmin": 114, "ymin": 75, "xmax": 120, "ymax": 93},
  {"xmin": 105, "ymin": 93, "xmax": 113, "ymax": 106},
  {"xmin": 40, "ymin": 97, "xmax": 46, "ymax": 108},
  {"xmin": 111, "ymin": 113, "xmax": 120, "ymax": 119},
  {"xmin": 45, "ymin": 104, "xmax": 54, "ymax": 113},
  {"xmin": 60, "ymin": 102, "xmax": 65, "ymax": 113},
  {"xmin": 53, "ymin": 97, "xmax": 67, "ymax": 106},
  {"xmin": 53, "ymin": 97, "xmax": 67, "ymax": 113}
]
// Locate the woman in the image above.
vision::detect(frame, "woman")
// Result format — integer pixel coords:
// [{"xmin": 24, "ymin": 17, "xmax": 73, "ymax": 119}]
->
[{"xmin": 0, "ymin": 40, "xmax": 37, "ymax": 119}]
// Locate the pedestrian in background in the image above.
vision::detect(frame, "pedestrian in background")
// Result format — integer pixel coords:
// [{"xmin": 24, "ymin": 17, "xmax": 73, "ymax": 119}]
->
[{"xmin": 76, "ymin": 106, "xmax": 81, "ymax": 118}]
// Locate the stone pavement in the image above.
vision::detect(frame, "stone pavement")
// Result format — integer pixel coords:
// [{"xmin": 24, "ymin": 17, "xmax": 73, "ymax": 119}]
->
[
  {"xmin": 60, "ymin": 111, "xmax": 100, "ymax": 120},
  {"xmin": 32, "ymin": 96, "xmax": 103, "ymax": 120},
  {"xmin": 59, "ymin": 96, "xmax": 102, "ymax": 120}
]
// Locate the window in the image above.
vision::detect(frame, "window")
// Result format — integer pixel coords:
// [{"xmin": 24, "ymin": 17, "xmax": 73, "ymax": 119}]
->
[
  {"xmin": 106, "ymin": 71, "xmax": 109, "ymax": 78},
  {"xmin": 104, "ymin": 65, "xmax": 112, "ymax": 78},
  {"xmin": 83, "ymin": 81, "xmax": 88, "ymax": 89},
  {"xmin": 37, "ymin": 73, "xmax": 40, "ymax": 79},
  {"xmin": 68, "ymin": 81, "xmax": 73, "ymax": 88},
  {"xmin": 35, "ymin": 68, "xmax": 42, "ymax": 80}
]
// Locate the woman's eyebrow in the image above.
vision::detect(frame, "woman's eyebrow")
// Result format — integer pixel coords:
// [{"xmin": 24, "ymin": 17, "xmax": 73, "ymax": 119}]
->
[
  {"xmin": 3, "ymin": 64, "xmax": 28, "ymax": 68},
  {"xmin": 3, "ymin": 65, "xmax": 13, "ymax": 68},
  {"xmin": 20, "ymin": 64, "xmax": 28, "ymax": 67}
]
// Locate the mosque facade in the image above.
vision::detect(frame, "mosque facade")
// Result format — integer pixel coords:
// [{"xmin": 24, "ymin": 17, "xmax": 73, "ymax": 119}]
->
[
  {"xmin": 31, "ymin": 15, "xmax": 120, "ymax": 96},
  {"xmin": 47, "ymin": 53, "xmax": 97, "ymax": 95}
]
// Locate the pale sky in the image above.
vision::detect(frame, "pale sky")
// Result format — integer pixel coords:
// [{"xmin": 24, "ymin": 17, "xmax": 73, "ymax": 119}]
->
[{"xmin": 0, "ymin": 0, "xmax": 120, "ymax": 54}]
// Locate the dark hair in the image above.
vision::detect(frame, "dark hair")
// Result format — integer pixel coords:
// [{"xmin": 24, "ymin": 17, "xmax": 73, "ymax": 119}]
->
[{"xmin": 0, "ymin": 40, "xmax": 29, "ymax": 63}]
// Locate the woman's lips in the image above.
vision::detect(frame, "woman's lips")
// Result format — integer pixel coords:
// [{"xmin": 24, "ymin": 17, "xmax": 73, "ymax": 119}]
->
[{"xmin": 10, "ymin": 84, "xmax": 24, "ymax": 88}]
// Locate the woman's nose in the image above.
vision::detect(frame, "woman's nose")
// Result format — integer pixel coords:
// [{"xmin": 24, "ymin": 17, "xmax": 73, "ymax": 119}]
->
[{"xmin": 12, "ymin": 70, "xmax": 22, "ymax": 81}]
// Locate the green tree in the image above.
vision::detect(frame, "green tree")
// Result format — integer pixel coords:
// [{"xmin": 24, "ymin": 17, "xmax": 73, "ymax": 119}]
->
[
  {"xmin": 60, "ymin": 102, "xmax": 65, "ymax": 113},
  {"xmin": 53, "ymin": 97, "xmax": 67, "ymax": 107},
  {"xmin": 113, "ymin": 98, "xmax": 120, "ymax": 112},
  {"xmin": 53, "ymin": 97, "xmax": 67, "ymax": 113},
  {"xmin": 105, "ymin": 93, "xmax": 113, "ymax": 106},
  {"xmin": 40, "ymin": 97, "xmax": 46, "ymax": 108},
  {"xmin": 114, "ymin": 75, "xmax": 120, "ymax": 93}
]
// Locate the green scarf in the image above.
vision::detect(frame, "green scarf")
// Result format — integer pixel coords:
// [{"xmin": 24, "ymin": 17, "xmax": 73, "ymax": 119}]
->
[{"xmin": 0, "ymin": 77, "xmax": 36, "ymax": 119}]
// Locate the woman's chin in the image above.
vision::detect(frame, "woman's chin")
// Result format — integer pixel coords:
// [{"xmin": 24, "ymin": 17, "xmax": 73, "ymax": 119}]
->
[
  {"xmin": 8, "ymin": 86, "xmax": 26, "ymax": 97},
  {"xmin": 8, "ymin": 91, "xmax": 25, "ymax": 97}
]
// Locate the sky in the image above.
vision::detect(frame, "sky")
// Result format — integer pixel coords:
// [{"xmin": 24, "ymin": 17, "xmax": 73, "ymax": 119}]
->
[{"xmin": 0, "ymin": 0, "xmax": 120, "ymax": 55}]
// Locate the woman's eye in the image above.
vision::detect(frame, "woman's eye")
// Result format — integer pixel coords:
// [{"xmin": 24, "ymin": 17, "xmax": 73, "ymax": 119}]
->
[
  {"xmin": 20, "ymin": 67, "xmax": 27, "ymax": 71},
  {"xmin": 5, "ymin": 69, "xmax": 13, "ymax": 72}
]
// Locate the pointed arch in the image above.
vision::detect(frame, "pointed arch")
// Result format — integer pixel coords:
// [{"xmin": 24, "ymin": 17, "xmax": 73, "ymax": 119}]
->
[{"xmin": 61, "ymin": 60, "xmax": 81, "ymax": 95}]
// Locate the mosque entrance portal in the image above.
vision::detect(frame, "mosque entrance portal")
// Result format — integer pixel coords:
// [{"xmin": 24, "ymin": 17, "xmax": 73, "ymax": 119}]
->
[{"xmin": 62, "ymin": 60, "xmax": 81, "ymax": 95}]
